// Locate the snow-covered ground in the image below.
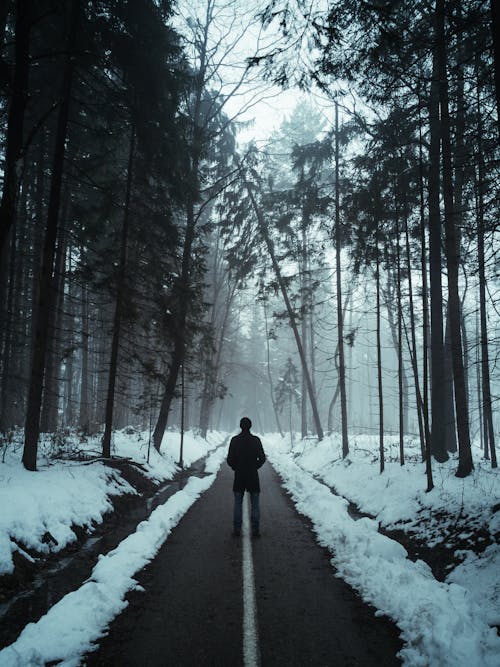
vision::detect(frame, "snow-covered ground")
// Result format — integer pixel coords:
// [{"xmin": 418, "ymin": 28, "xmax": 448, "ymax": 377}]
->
[
  {"xmin": 1, "ymin": 428, "xmax": 498, "ymax": 666},
  {"xmin": 0, "ymin": 431, "xmax": 226, "ymax": 666},
  {"xmin": 0, "ymin": 428, "xmax": 224, "ymax": 577},
  {"xmin": 266, "ymin": 432, "xmax": 500, "ymax": 667}
]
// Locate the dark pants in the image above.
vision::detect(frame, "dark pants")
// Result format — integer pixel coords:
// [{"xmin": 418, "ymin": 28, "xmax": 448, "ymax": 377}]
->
[{"xmin": 233, "ymin": 491, "xmax": 260, "ymax": 531}]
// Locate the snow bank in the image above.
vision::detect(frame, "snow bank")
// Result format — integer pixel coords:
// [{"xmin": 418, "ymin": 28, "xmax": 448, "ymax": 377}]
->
[
  {"xmin": 0, "ymin": 446, "xmax": 226, "ymax": 667},
  {"xmin": 0, "ymin": 428, "xmax": 224, "ymax": 576},
  {"xmin": 267, "ymin": 434, "xmax": 500, "ymax": 667}
]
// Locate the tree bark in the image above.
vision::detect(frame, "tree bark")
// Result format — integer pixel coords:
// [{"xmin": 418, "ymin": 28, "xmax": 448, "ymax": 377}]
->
[
  {"xmin": 436, "ymin": 0, "xmax": 473, "ymax": 477},
  {"xmin": 244, "ymin": 178, "xmax": 324, "ymax": 441},
  {"xmin": 335, "ymin": 101, "xmax": 349, "ymax": 457},
  {"xmin": 428, "ymin": 45, "xmax": 449, "ymax": 463},
  {"xmin": 300, "ymin": 220, "xmax": 308, "ymax": 439},
  {"xmin": 404, "ymin": 208, "xmax": 433, "ymax": 490},
  {"xmin": 40, "ymin": 199, "xmax": 68, "ymax": 433},
  {"xmin": 102, "ymin": 122, "xmax": 136, "ymax": 458},
  {"xmin": 491, "ymin": 0, "xmax": 500, "ymax": 143},
  {"xmin": 22, "ymin": 0, "xmax": 78, "ymax": 470},
  {"xmin": 476, "ymin": 61, "xmax": 497, "ymax": 467},
  {"xmin": 375, "ymin": 231, "xmax": 384, "ymax": 474},
  {"xmin": 0, "ymin": 0, "xmax": 30, "ymax": 254},
  {"xmin": 418, "ymin": 91, "xmax": 432, "ymax": 471},
  {"xmin": 153, "ymin": 5, "xmax": 211, "ymax": 451},
  {"xmin": 263, "ymin": 299, "xmax": 284, "ymax": 437},
  {"xmin": 443, "ymin": 308, "xmax": 457, "ymax": 453},
  {"xmin": 395, "ymin": 211, "xmax": 404, "ymax": 465}
]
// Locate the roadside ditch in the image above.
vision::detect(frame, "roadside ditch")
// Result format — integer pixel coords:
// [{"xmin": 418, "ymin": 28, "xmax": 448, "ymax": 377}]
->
[{"xmin": 0, "ymin": 452, "xmax": 215, "ymax": 650}]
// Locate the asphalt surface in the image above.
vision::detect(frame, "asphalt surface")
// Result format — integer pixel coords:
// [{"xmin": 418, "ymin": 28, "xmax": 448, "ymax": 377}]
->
[{"xmin": 86, "ymin": 460, "xmax": 403, "ymax": 666}]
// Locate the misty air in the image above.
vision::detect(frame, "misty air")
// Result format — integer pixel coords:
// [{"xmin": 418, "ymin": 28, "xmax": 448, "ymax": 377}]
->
[{"xmin": 0, "ymin": 1, "xmax": 499, "ymax": 665}]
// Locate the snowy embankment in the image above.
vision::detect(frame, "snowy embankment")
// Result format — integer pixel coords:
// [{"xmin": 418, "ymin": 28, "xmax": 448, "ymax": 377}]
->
[
  {"xmin": 0, "ymin": 428, "xmax": 222, "ymax": 577},
  {"xmin": 0, "ymin": 436, "xmax": 226, "ymax": 667},
  {"xmin": 266, "ymin": 433, "xmax": 500, "ymax": 667}
]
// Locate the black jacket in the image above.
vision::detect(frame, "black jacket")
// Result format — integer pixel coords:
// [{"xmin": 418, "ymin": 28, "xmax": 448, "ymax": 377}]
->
[{"xmin": 227, "ymin": 430, "xmax": 266, "ymax": 492}]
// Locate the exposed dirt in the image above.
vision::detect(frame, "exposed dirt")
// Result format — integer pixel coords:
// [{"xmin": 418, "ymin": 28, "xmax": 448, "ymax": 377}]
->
[
  {"xmin": 321, "ymin": 474, "xmax": 499, "ymax": 583},
  {"xmin": 383, "ymin": 510, "xmax": 498, "ymax": 582},
  {"xmin": 0, "ymin": 455, "xmax": 210, "ymax": 650},
  {"xmin": 0, "ymin": 458, "xmax": 157, "ymax": 603}
]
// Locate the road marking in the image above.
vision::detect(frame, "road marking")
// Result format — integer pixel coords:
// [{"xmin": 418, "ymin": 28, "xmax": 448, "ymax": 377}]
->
[{"xmin": 242, "ymin": 495, "xmax": 260, "ymax": 667}]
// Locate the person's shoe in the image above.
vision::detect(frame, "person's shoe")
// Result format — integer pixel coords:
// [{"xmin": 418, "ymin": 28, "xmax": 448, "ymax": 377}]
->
[
  {"xmin": 252, "ymin": 528, "xmax": 260, "ymax": 538},
  {"xmin": 232, "ymin": 528, "xmax": 241, "ymax": 537}
]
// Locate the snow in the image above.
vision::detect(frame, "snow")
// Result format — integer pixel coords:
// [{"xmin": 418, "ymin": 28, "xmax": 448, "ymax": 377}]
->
[
  {"xmin": 0, "ymin": 445, "xmax": 226, "ymax": 667},
  {"xmin": 266, "ymin": 433, "xmax": 500, "ymax": 667},
  {"xmin": 447, "ymin": 544, "xmax": 500, "ymax": 627},
  {"xmin": 0, "ymin": 428, "xmax": 222, "ymax": 576},
  {"xmin": 1, "ymin": 427, "xmax": 498, "ymax": 666}
]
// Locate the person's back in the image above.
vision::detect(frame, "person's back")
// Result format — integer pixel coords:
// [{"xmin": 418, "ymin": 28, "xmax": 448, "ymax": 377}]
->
[
  {"xmin": 227, "ymin": 430, "xmax": 265, "ymax": 488},
  {"xmin": 227, "ymin": 417, "xmax": 266, "ymax": 537}
]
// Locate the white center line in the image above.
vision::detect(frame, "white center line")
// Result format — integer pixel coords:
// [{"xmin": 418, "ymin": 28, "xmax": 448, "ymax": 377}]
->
[{"xmin": 242, "ymin": 494, "xmax": 260, "ymax": 667}]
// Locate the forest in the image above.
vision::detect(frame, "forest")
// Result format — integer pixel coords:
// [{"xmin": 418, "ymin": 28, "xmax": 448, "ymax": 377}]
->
[
  {"xmin": 1, "ymin": 2, "xmax": 500, "ymax": 665},
  {"xmin": 0, "ymin": 0, "xmax": 498, "ymax": 485}
]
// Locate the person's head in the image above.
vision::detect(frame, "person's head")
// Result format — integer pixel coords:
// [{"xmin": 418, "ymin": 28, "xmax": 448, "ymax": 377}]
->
[{"xmin": 240, "ymin": 417, "xmax": 252, "ymax": 432}]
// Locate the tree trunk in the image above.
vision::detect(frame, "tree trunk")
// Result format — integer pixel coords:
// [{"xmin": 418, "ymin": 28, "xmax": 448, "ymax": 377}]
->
[
  {"xmin": 443, "ymin": 308, "xmax": 457, "ymax": 453},
  {"xmin": 263, "ymin": 299, "xmax": 284, "ymax": 437},
  {"xmin": 244, "ymin": 177, "xmax": 324, "ymax": 441},
  {"xmin": 335, "ymin": 101, "xmax": 349, "ymax": 457},
  {"xmin": 436, "ymin": 0, "xmax": 473, "ymax": 477},
  {"xmin": 476, "ymin": 60, "xmax": 497, "ymax": 467},
  {"xmin": 375, "ymin": 233, "xmax": 384, "ymax": 474},
  {"xmin": 491, "ymin": 0, "xmax": 500, "ymax": 143},
  {"xmin": 153, "ymin": 196, "xmax": 198, "ymax": 450},
  {"xmin": 300, "ymin": 220, "xmax": 308, "ymax": 439},
  {"xmin": 428, "ymin": 46, "xmax": 448, "ymax": 463},
  {"xmin": 79, "ymin": 280, "xmax": 90, "ymax": 432},
  {"xmin": 0, "ymin": 207, "xmax": 19, "ymax": 431},
  {"xmin": 153, "ymin": 12, "xmax": 210, "ymax": 450},
  {"xmin": 418, "ymin": 91, "xmax": 432, "ymax": 473},
  {"xmin": 40, "ymin": 201, "xmax": 68, "ymax": 433},
  {"xmin": 22, "ymin": 0, "xmax": 78, "ymax": 470},
  {"xmin": 395, "ymin": 212, "xmax": 404, "ymax": 465},
  {"xmin": 404, "ymin": 214, "xmax": 433, "ymax": 490},
  {"xmin": 0, "ymin": 0, "xmax": 30, "ymax": 254},
  {"xmin": 102, "ymin": 122, "xmax": 135, "ymax": 458},
  {"xmin": 63, "ymin": 245, "xmax": 76, "ymax": 426}
]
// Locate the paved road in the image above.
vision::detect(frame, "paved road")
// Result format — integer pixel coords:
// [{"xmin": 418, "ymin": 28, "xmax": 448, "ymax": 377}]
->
[{"xmin": 87, "ymin": 461, "xmax": 402, "ymax": 666}]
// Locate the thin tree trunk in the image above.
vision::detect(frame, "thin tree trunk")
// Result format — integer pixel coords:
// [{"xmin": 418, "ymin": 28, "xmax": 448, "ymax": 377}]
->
[
  {"xmin": 436, "ymin": 0, "xmax": 473, "ymax": 477},
  {"xmin": 153, "ymin": 11, "xmax": 210, "ymax": 451},
  {"xmin": 376, "ymin": 233, "xmax": 384, "ymax": 474},
  {"xmin": 79, "ymin": 280, "xmax": 90, "ymax": 432},
  {"xmin": 395, "ymin": 211, "xmax": 404, "ymax": 465},
  {"xmin": 22, "ymin": 0, "xmax": 78, "ymax": 470},
  {"xmin": 102, "ymin": 122, "xmax": 135, "ymax": 458},
  {"xmin": 335, "ymin": 101, "xmax": 349, "ymax": 457},
  {"xmin": 63, "ymin": 247, "xmax": 75, "ymax": 426},
  {"xmin": 244, "ymin": 178, "xmax": 323, "ymax": 441},
  {"xmin": 300, "ymin": 220, "xmax": 308, "ymax": 439},
  {"xmin": 475, "ymin": 304, "xmax": 484, "ymax": 457},
  {"xmin": 476, "ymin": 60, "xmax": 497, "ymax": 467},
  {"xmin": 152, "ymin": 194, "xmax": 198, "ymax": 450},
  {"xmin": 327, "ymin": 286, "xmax": 353, "ymax": 435},
  {"xmin": 418, "ymin": 92, "xmax": 432, "ymax": 469},
  {"xmin": 0, "ymin": 208, "xmax": 19, "ymax": 431},
  {"xmin": 443, "ymin": 308, "xmax": 457, "ymax": 453},
  {"xmin": 428, "ymin": 46, "xmax": 448, "ymax": 463},
  {"xmin": 263, "ymin": 299, "xmax": 284, "ymax": 437},
  {"xmin": 491, "ymin": 0, "xmax": 500, "ymax": 142},
  {"xmin": 403, "ymin": 206, "xmax": 433, "ymax": 489},
  {"xmin": 0, "ymin": 0, "xmax": 30, "ymax": 254},
  {"xmin": 40, "ymin": 199, "xmax": 68, "ymax": 433}
]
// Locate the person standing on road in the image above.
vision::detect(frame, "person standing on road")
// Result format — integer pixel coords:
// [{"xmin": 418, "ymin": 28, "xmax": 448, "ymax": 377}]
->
[{"xmin": 227, "ymin": 417, "xmax": 266, "ymax": 538}]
